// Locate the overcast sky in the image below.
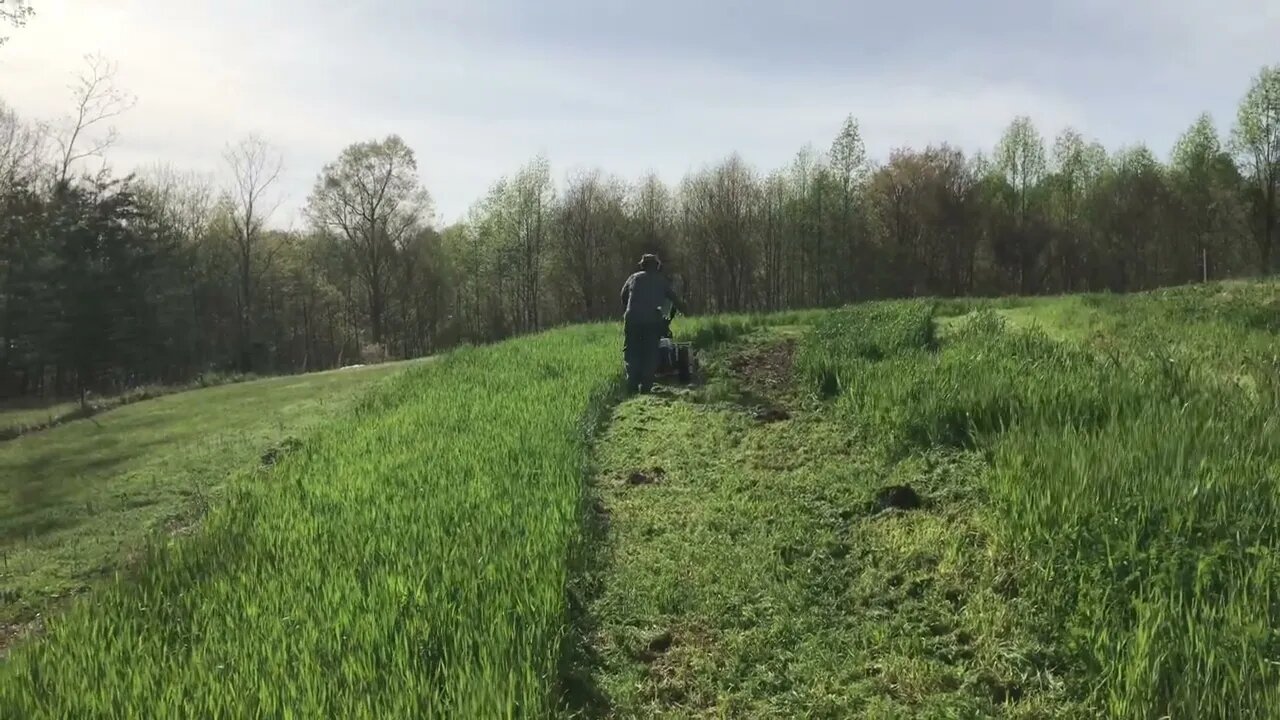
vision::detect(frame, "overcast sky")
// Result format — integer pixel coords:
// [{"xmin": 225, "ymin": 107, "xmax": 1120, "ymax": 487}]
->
[{"xmin": 1, "ymin": 0, "xmax": 1277, "ymax": 226}]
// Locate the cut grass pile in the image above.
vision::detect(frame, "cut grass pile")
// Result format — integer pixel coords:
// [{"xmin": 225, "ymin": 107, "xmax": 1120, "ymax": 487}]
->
[{"xmin": 1, "ymin": 360, "xmax": 421, "ymax": 634}]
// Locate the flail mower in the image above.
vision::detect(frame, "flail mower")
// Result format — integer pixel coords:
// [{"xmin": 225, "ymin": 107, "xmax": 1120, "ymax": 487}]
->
[{"xmin": 656, "ymin": 306, "xmax": 694, "ymax": 384}]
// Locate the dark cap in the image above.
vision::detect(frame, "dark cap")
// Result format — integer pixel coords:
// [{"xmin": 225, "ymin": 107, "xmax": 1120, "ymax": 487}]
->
[{"xmin": 639, "ymin": 254, "xmax": 661, "ymax": 270}]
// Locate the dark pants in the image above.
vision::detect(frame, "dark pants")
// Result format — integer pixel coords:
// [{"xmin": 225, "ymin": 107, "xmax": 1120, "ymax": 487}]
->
[{"xmin": 623, "ymin": 320, "xmax": 662, "ymax": 393}]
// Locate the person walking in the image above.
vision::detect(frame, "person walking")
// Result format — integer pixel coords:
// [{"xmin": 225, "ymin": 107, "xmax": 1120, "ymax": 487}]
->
[{"xmin": 620, "ymin": 254, "xmax": 686, "ymax": 394}]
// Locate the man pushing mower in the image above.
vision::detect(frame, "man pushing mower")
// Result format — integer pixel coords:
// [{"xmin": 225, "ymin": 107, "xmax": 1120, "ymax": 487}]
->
[{"xmin": 620, "ymin": 254, "xmax": 687, "ymax": 394}]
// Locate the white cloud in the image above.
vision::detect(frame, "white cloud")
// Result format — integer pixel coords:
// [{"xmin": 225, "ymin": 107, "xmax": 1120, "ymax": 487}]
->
[{"xmin": 1, "ymin": 0, "xmax": 1276, "ymax": 226}]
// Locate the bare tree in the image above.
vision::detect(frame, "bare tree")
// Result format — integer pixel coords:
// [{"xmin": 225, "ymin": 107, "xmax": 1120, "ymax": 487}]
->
[
  {"xmin": 223, "ymin": 135, "xmax": 284, "ymax": 370},
  {"xmin": 830, "ymin": 115, "xmax": 869, "ymax": 300},
  {"xmin": 55, "ymin": 53, "xmax": 136, "ymax": 185},
  {"xmin": 1233, "ymin": 65, "xmax": 1280, "ymax": 273},
  {"xmin": 557, "ymin": 168, "xmax": 626, "ymax": 320},
  {"xmin": 995, "ymin": 116, "xmax": 1048, "ymax": 292},
  {"xmin": 0, "ymin": 0, "xmax": 34, "ymax": 46},
  {"xmin": 681, "ymin": 155, "xmax": 760, "ymax": 312},
  {"xmin": 0, "ymin": 99, "xmax": 46, "ymax": 189},
  {"xmin": 139, "ymin": 163, "xmax": 218, "ymax": 255},
  {"xmin": 510, "ymin": 156, "xmax": 554, "ymax": 332}
]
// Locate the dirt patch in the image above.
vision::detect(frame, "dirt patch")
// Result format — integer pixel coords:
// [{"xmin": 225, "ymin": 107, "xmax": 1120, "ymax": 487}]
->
[
  {"xmin": 164, "ymin": 514, "xmax": 200, "ymax": 538},
  {"xmin": 639, "ymin": 630, "xmax": 674, "ymax": 661},
  {"xmin": 980, "ymin": 675, "xmax": 1025, "ymax": 705},
  {"xmin": 994, "ymin": 570, "xmax": 1020, "ymax": 600},
  {"xmin": 752, "ymin": 407, "xmax": 791, "ymax": 423},
  {"xmin": 728, "ymin": 338, "xmax": 797, "ymax": 397},
  {"xmin": 625, "ymin": 467, "xmax": 666, "ymax": 486},
  {"xmin": 642, "ymin": 628, "xmax": 724, "ymax": 709},
  {"xmin": 260, "ymin": 436, "xmax": 303, "ymax": 468},
  {"xmin": 0, "ymin": 616, "xmax": 46, "ymax": 657},
  {"xmin": 872, "ymin": 485, "xmax": 923, "ymax": 513}
]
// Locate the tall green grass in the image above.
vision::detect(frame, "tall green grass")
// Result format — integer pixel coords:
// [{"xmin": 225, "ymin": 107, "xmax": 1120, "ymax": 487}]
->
[
  {"xmin": 0, "ymin": 316, "xmax": 760, "ymax": 717},
  {"xmin": 796, "ymin": 300, "xmax": 935, "ymax": 397},
  {"xmin": 798, "ymin": 289, "xmax": 1280, "ymax": 718},
  {"xmin": 0, "ymin": 326, "xmax": 623, "ymax": 717}
]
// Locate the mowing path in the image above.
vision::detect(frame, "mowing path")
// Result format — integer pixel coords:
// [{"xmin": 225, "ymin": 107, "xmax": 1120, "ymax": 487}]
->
[{"xmin": 571, "ymin": 329, "xmax": 1085, "ymax": 718}]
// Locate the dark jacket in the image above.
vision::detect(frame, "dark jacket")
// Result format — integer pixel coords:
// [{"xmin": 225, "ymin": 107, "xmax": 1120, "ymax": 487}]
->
[{"xmin": 621, "ymin": 270, "xmax": 684, "ymax": 324}]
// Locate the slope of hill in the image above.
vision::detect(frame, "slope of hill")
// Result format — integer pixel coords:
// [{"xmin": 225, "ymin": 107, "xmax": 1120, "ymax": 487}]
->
[
  {"xmin": 1, "ymin": 360, "xmax": 424, "ymax": 643},
  {"xmin": 3, "ymin": 282, "xmax": 1279, "ymax": 719},
  {"xmin": 577, "ymin": 281, "xmax": 1280, "ymax": 718}
]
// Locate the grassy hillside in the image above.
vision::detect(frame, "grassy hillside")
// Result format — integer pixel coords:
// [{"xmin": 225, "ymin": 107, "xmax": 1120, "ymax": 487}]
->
[
  {"xmin": 0, "ymin": 372, "xmax": 262, "ymax": 440},
  {"xmin": 579, "ymin": 282, "xmax": 1280, "ymax": 718},
  {"xmin": 3, "ymin": 282, "xmax": 1279, "ymax": 718},
  {"xmin": 804, "ymin": 294, "xmax": 1280, "ymax": 717},
  {"xmin": 1, "ymin": 361, "xmax": 422, "ymax": 636},
  {"xmin": 0, "ymin": 326, "xmax": 628, "ymax": 716},
  {"xmin": 576, "ymin": 328, "xmax": 1085, "ymax": 718}
]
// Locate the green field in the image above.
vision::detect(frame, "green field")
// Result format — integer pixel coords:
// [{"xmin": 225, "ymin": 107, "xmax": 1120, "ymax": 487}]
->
[
  {"xmin": 0, "ymin": 372, "xmax": 263, "ymax": 440},
  {"xmin": 1, "ymin": 399, "xmax": 97, "ymax": 438},
  {"xmin": 3, "ymin": 283, "xmax": 1280, "ymax": 718},
  {"xmin": 1, "ymin": 361, "xmax": 422, "ymax": 637}
]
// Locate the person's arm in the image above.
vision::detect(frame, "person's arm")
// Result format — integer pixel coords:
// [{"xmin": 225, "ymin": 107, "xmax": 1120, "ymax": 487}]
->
[
  {"xmin": 665, "ymin": 280, "xmax": 688, "ymax": 315},
  {"xmin": 621, "ymin": 276, "xmax": 633, "ymax": 311}
]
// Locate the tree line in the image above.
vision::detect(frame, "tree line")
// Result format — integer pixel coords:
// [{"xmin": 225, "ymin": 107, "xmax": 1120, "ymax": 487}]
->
[{"xmin": 2, "ymin": 55, "xmax": 1278, "ymax": 402}]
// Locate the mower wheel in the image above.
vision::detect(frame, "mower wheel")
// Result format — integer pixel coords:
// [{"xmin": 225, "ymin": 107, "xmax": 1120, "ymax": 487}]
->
[{"xmin": 676, "ymin": 345, "xmax": 692, "ymax": 383}]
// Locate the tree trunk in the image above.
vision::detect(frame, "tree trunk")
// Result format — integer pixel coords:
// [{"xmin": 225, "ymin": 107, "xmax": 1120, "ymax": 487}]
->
[
  {"xmin": 369, "ymin": 286, "xmax": 384, "ymax": 345},
  {"xmin": 239, "ymin": 246, "xmax": 253, "ymax": 373},
  {"xmin": 1264, "ymin": 185, "xmax": 1276, "ymax": 275}
]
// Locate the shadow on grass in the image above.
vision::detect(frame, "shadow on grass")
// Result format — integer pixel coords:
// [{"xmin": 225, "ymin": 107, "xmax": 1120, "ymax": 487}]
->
[
  {"xmin": 2, "ymin": 435, "xmax": 179, "ymax": 544},
  {"xmin": 559, "ymin": 493, "xmax": 615, "ymax": 718},
  {"xmin": 559, "ymin": 380, "xmax": 622, "ymax": 718}
]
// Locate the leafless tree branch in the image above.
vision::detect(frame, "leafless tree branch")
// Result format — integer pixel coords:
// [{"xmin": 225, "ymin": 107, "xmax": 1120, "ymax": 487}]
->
[
  {"xmin": 0, "ymin": 0, "xmax": 34, "ymax": 46},
  {"xmin": 56, "ymin": 52, "xmax": 137, "ymax": 184}
]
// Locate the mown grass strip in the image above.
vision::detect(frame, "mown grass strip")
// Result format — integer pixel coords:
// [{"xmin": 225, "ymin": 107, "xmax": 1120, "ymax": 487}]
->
[{"xmin": 579, "ymin": 329, "xmax": 1084, "ymax": 717}]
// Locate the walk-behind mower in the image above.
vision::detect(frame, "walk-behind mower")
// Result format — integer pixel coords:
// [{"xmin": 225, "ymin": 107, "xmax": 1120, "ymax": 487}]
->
[{"xmin": 656, "ymin": 306, "xmax": 693, "ymax": 384}]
